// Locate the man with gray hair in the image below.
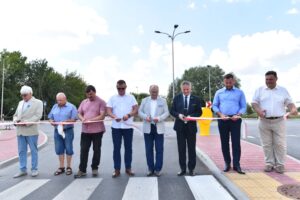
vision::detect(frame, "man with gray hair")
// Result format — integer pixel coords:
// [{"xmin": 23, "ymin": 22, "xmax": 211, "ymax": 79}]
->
[
  {"xmin": 170, "ymin": 81, "xmax": 204, "ymax": 176},
  {"xmin": 13, "ymin": 85, "xmax": 43, "ymax": 178},
  {"xmin": 139, "ymin": 85, "xmax": 169, "ymax": 176},
  {"xmin": 48, "ymin": 93, "xmax": 78, "ymax": 176}
]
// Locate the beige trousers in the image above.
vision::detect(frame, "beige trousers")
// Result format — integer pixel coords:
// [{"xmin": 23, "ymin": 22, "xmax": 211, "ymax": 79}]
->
[{"xmin": 258, "ymin": 118, "xmax": 286, "ymax": 166}]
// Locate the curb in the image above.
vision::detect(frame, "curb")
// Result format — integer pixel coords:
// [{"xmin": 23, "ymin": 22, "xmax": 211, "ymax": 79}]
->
[
  {"xmin": 196, "ymin": 147, "xmax": 250, "ymax": 200},
  {"xmin": 0, "ymin": 131, "xmax": 48, "ymax": 169}
]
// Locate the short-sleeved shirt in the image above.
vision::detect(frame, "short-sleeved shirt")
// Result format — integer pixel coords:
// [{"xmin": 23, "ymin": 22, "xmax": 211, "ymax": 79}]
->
[
  {"xmin": 107, "ymin": 94, "xmax": 138, "ymax": 129},
  {"xmin": 78, "ymin": 96, "xmax": 106, "ymax": 133},
  {"xmin": 48, "ymin": 102, "xmax": 78, "ymax": 129},
  {"xmin": 252, "ymin": 85, "xmax": 293, "ymax": 117}
]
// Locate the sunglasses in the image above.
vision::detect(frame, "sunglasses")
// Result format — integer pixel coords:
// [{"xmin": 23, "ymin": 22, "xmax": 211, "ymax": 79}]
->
[{"xmin": 117, "ymin": 88, "xmax": 126, "ymax": 90}]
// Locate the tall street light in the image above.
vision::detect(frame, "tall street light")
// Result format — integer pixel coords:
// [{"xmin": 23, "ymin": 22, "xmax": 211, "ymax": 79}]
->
[
  {"xmin": 207, "ymin": 66, "xmax": 211, "ymax": 103},
  {"xmin": 155, "ymin": 24, "xmax": 191, "ymax": 99},
  {"xmin": 1, "ymin": 58, "xmax": 5, "ymax": 121}
]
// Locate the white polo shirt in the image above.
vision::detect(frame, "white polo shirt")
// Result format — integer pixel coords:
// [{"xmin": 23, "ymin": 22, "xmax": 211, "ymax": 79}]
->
[
  {"xmin": 107, "ymin": 94, "xmax": 138, "ymax": 129},
  {"xmin": 252, "ymin": 85, "xmax": 293, "ymax": 117}
]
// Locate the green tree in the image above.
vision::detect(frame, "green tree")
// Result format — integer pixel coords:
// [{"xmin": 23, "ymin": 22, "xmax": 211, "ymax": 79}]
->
[
  {"xmin": 167, "ymin": 65, "xmax": 241, "ymax": 104},
  {"xmin": 131, "ymin": 92, "xmax": 149, "ymax": 105}
]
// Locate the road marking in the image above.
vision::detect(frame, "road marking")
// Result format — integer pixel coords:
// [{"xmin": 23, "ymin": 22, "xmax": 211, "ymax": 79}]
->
[
  {"xmin": 185, "ymin": 175, "xmax": 234, "ymax": 200},
  {"xmin": 53, "ymin": 178, "xmax": 102, "ymax": 200},
  {"xmin": 247, "ymin": 136, "xmax": 255, "ymax": 139},
  {"xmin": 122, "ymin": 177, "xmax": 158, "ymax": 200},
  {"xmin": 287, "ymin": 135, "xmax": 299, "ymax": 137},
  {"xmin": 0, "ymin": 179, "xmax": 49, "ymax": 200}
]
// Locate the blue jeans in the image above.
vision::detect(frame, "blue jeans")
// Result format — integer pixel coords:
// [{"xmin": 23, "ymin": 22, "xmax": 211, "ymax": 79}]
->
[
  {"xmin": 54, "ymin": 128, "xmax": 74, "ymax": 155},
  {"xmin": 144, "ymin": 124, "xmax": 164, "ymax": 172},
  {"xmin": 112, "ymin": 128, "xmax": 133, "ymax": 170},
  {"xmin": 17, "ymin": 135, "xmax": 38, "ymax": 172}
]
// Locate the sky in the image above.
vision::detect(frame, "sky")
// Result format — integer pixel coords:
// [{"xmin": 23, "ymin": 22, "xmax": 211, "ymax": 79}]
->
[{"xmin": 0, "ymin": 0, "xmax": 300, "ymax": 105}]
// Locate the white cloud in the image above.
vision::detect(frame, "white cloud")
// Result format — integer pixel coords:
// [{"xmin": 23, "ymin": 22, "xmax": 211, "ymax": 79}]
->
[
  {"xmin": 188, "ymin": 2, "xmax": 196, "ymax": 9},
  {"xmin": 0, "ymin": 0, "xmax": 108, "ymax": 60},
  {"xmin": 137, "ymin": 25, "xmax": 144, "ymax": 35},
  {"xmin": 132, "ymin": 46, "xmax": 141, "ymax": 54},
  {"xmin": 206, "ymin": 30, "xmax": 300, "ymax": 102},
  {"xmin": 291, "ymin": 0, "xmax": 300, "ymax": 5},
  {"xmin": 286, "ymin": 8, "xmax": 299, "ymax": 15}
]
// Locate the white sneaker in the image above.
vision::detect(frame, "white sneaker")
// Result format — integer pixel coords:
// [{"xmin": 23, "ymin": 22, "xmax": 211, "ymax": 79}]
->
[
  {"xmin": 13, "ymin": 171, "xmax": 27, "ymax": 178},
  {"xmin": 31, "ymin": 170, "xmax": 39, "ymax": 177}
]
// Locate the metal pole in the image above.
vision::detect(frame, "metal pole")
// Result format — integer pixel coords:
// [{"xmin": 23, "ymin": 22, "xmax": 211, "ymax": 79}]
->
[
  {"xmin": 171, "ymin": 38, "xmax": 175, "ymax": 99},
  {"xmin": 208, "ymin": 67, "xmax": 211, "ymax": 102},
  {"xmin": 1, "ymin": 59, "xmax": 4, "ymax": 121}
]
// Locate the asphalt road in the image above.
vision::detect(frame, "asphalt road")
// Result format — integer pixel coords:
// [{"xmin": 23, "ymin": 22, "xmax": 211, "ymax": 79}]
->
[{"xmin": 0, "ymin": 123, "xmax": 230, "ymax": 200}]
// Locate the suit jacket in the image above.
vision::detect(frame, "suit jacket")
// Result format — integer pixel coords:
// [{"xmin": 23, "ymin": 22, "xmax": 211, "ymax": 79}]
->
[
  {"xmin": 13, "ymin": 97, "xmax": 43, "ymax": 136},
  {"xmin": 170, "ymin": 93, "xmax": 204, "ymax": 133},
  {"xmin": 138, "ymin": 96, "xmax": 169, "ymax": 134}
]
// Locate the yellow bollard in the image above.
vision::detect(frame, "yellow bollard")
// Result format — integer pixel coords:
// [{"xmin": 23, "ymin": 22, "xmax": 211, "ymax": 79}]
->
[{"xmin": 198, "ymin": 107, "xmax": 213, "ymax": 136}]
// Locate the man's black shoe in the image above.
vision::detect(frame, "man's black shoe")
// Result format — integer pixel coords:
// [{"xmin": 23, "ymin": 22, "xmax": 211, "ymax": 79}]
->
[
  {"xmin": 177, "ymin": 171, "xmax": 186, "ymax": 176},
  {"xmin": 189, "ymin": 170, "xmax": 195, "ymax": 176},
  {"xmin": 233, "ymin": 166, "xmax": 245, "ymax": 174},
  {"xmin": 223, "ymin": 164, "xmax": 231, "ymax": 172}
]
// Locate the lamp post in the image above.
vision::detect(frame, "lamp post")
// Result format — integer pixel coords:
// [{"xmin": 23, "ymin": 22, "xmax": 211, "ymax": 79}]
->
[
  {"xmin": 155, "ymin": 24, "xmax": 191, "ymax": 99},
  {"xmin": 1, "ymin": 58, "xmax": 5, "ymax": 121},
  {"xmin": 207, "ymin": 66, "xmax": 211, "ymax": 103}
]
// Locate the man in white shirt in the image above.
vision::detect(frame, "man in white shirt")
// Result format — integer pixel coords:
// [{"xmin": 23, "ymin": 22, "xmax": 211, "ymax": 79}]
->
[
  {"xmin": 252, "ymin": 71, "xmax": 298, "ymax": 174},
  {"xmin": 107, "ymin": 80, "xmax": 138, "ymax": 178},
  {"xmin": 138, "ymin": 85, "xmax": 169, "ymax": 177}
]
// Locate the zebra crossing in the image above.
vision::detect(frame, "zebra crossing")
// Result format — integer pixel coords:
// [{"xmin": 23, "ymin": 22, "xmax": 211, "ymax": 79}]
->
[{"xmin": 0, "ymin": 175, "xmax": 233, "ymax": 200}]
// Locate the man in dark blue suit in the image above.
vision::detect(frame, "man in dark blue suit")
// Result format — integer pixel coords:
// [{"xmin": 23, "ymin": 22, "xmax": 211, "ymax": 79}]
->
[{"xmin": 170, "ymin": 81, "xmax": 204, "ymax": 176}]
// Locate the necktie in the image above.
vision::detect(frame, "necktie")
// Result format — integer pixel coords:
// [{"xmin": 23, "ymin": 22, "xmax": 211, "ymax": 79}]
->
[{"xmin": 184, "ymin": 95, "xmax": 188, "ymax": 115}]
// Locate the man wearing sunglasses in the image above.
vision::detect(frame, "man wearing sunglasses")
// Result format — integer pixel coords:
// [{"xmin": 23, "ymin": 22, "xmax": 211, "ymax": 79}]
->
[
  {"xmin": 13, "ymin": 85, "xmax": 43, "ymax": 178},
  {"xmin": 107, "ymin": 80, "xmax": 138, "ymax": 178}
]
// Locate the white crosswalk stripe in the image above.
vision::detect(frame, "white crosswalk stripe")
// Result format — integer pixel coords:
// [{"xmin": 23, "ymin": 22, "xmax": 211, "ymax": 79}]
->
[
  {"xmin": 122, "ymin": 177, "xmax": 158, "ymax": 200},
  {"xmin": 0, "ymin": 179, "xmax": 49, "ymax": 200},
  {"xmin": 185, "ymin": 175, "xmax": 234, "ymax": 200},
  {"xmin": 53, "ymin": 178, "xmax": 103, "ymax": 200},
  {"xmin": 0, "ymin": 175, "xmax": 234, "ymax": 200}
]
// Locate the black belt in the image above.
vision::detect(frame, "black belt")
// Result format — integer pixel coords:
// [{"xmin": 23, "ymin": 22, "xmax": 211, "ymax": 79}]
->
[{"xmin": 265, "ymin": 116, "xmax": 282, "ymax": 120}]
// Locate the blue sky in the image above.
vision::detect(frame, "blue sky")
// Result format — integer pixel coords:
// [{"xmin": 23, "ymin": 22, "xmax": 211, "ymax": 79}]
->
[{"xmin": 0, "ymin": 0, "xmax": 300, "ymax": 105}]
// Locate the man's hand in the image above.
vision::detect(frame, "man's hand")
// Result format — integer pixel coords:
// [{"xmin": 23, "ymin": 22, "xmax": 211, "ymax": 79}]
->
[
  {"xmin": 231, "ymin": 115, "xmax": 241, "ymax": 121},
  {"xmin": 178, "ymin": 114, "xmax": 185, "ymax": 121},
  {"xmin": 146, "ymin": 116, "xmax": 151, "ymax": 122},
  {"xmin": 220, "ymin": 114, "xmax": 229, "ymax": 120},
  {"xmin": 257, "ymin": 110, "xmax": 266, "ymax": 118},
  {"xmin": 153, "ymin": 117, "xmax": 159, "ymax": 123},
  {"xmin": 123, "ymin": 114, "xmax": 130, "ymax": 121}
]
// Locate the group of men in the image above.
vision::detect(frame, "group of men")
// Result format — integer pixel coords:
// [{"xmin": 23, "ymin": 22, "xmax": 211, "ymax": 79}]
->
[{"xmin": 12, "ymin": 70, "xmax": 298, "ymax": 179}]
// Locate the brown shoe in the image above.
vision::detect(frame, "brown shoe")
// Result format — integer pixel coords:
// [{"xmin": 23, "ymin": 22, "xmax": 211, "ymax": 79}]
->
[
  {"xmin": 264, "ymin": 165, "xmax": 273, "ymax": 172},
  {"xmin": 125, "ymin": 169, "xmax": 135, "ymax": 176},
  {"xmin": 274, "ymin": 165, "xmax": 284, "ymax": 174},
  {"xmin": 112, "ymin": 170, "xmax": 120, "ymax": 178}
]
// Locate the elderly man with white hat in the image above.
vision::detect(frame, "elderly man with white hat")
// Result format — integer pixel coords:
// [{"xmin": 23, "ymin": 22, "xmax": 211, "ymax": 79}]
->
[{"xmin": 13, "ymin": 85, "xmax": 43, "ymax": 178}]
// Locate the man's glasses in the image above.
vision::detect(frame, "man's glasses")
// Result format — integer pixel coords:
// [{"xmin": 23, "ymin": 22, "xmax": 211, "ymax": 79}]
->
[
  {"xmin": 117, "ymin": 88, "xmax": 126, "ymax": 90},
  {"xmin": 21, "ymin": 94, "xmax": 28, "ymax": 97}
]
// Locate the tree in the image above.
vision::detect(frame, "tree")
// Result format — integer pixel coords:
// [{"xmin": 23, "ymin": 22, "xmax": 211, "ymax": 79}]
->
[
  {"xmin": 131, "ymin": 92, "xmax": 149, "ymax": 105},
  {"xmin": 0, "ymin": 50, "xmax": 87, "ymax": 120},
  {"xmin": 167, "ymin": 65, "xmax": 241, "ymax": 104}
]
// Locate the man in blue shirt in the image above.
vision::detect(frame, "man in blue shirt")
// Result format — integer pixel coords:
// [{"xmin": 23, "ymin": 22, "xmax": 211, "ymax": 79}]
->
[
  {"xmin": 48, "ymin": 93, "xmax": 78, "ymax": 176},
  {"xmin": 212, "ymin": 74, "xmax": 247, "ymax": 174}
]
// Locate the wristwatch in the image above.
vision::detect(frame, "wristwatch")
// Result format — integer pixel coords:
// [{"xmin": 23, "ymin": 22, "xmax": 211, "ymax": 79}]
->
[{"xmin": 128, "ymin": 114, "xmax": 131, "ymax": 118}]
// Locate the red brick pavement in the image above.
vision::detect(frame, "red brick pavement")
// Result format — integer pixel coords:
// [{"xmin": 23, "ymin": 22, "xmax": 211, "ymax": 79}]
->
[
  {"xmin": 0, "ymin": 129, "xmax": 46, "ymax": 163},
  {"xmin": 197, "ymin": 135, "xmax": 300, "ymax": 172}
]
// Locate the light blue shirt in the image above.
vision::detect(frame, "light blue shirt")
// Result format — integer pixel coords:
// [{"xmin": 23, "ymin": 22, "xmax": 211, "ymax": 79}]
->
[
  {"xmin": 212, "ymin": 87, "xmax": 247, "ymax": 116},
  {"xmin": 48, "ymin": 102, "xmax": 78, "ymax": 129}
]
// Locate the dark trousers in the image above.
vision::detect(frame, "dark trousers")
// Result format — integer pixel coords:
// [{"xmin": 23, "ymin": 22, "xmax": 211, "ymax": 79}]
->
[
  {"xmin": 144, "ymin": 124, "xmax": 164, "ymax": 172},
  {"xmin": 176, "ymin": 124, "xmax": 196, "ymax": 171},
  {"xmin": 218, "ymin": 119, "xmax": 242, "ymax": 167},
  {"xmin": 79, "ymin": 132, "xmax": 103, "ymax": 172},
  {"xmin": 112, "ymin": 128, "xmax": 133, "ymax": 170}
]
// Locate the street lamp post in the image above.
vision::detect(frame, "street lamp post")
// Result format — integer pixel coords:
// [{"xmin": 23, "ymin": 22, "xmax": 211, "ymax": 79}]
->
[
  {"xmin": 155, "ymin": 25, "xmax": 190, "ymax": 99},
  {"xmin": 207, "ymin": 66, "xmax": 211, "ymax": 103},
  {"xmin": 1, "ymin": 59, "xmax": 5, "ymax": 121}
]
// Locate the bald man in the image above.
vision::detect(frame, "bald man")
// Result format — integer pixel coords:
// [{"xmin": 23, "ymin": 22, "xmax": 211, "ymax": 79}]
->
[
  {"xmin": 138, "ymin": 85, "xmax": 169, "ymax": 176},
  {"xmin": 48, "ymin": 93, "xmax": 78, "ymax": 176}
]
